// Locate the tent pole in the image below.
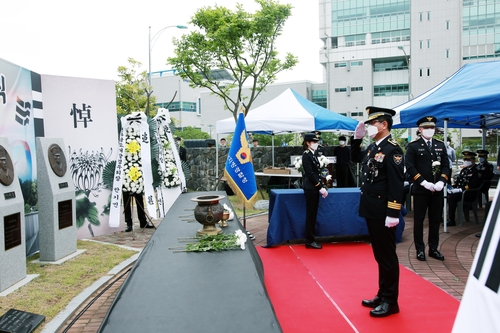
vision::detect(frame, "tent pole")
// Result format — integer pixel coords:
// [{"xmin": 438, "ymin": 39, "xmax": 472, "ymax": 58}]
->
[
  {"xmin": 482, "ymin": 127, "xmax": 487, "ymax": 149},
  {"xmin": 272, "ymin": 134, "xmax": 275, "ymax": 167},
  {"xmin": 444, "ymin": 119, "xmax": 448, "ymax": 233}
]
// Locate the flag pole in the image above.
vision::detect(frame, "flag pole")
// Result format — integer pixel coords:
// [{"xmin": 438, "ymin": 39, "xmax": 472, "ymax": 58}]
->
[{"xmin": 243, "ymin": 206, "xmax": 246, "ymax": 229}]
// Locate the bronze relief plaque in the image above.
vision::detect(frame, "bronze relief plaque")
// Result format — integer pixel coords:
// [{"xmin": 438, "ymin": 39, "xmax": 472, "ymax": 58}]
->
[
  {"xmin": 0, "ymin": 145, "xmax": 15, "ymax": 186},
  {"xmin": 48, "ymin": 144, "xmax": 67, "ymax": 177}
]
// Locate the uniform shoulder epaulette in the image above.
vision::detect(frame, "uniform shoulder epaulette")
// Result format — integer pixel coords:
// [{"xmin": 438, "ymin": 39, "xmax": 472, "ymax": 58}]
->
[
  {"xmin": 410, "ymin": 137, "xmax": 420, "ymax": 143},
  {"xmin": 304, "ymin": 149, "xmax": 311, "ymax": 154},
  {"xmin": 388, "ymin": 138, "xmax": 399, "ymax": 146}
]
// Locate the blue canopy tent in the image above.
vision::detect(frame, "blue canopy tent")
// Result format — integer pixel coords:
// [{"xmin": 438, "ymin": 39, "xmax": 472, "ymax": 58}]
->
[
  {"xmin": 393, "ymin": 61, "xmax": 500, "ymax": 131},
  {"xmin": 392, "ymin": 61, "xmax": 500, "ymax": 231}
]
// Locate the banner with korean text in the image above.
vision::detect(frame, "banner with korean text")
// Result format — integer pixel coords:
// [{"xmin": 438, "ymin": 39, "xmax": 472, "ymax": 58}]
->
[
  {"xmin": 224, "ymin": 112, "xmax": 257, "ymax": 208},
  {"xmin": 41, "ymin": 74, "xmax": 118, "ymax": 238}
]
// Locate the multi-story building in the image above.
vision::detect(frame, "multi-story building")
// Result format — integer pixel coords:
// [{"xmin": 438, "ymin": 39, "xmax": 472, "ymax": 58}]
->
[{"xmin": 152, "ymin": 0, "xmax": 500, "ymax": 142}]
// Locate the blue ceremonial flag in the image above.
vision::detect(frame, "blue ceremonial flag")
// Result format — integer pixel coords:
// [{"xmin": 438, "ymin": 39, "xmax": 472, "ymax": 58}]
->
[{"xmin": 224, "ymin": 112, "xmax": 258, "ymax": 208}]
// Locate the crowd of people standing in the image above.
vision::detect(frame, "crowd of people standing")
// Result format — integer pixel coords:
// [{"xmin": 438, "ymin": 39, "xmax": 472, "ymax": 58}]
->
[{"xmin": 299, "ymin": 105, "xmax": 495, "ymax": 319}]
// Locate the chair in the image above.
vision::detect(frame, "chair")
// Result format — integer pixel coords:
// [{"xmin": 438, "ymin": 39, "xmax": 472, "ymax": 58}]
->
[
  {"xmin": 457, "ymin": 183, "xmax": 483, "ymax": 226},
  {"xmin": 477, "ymin": 180, "xmax": 491, "ymax": 208}
]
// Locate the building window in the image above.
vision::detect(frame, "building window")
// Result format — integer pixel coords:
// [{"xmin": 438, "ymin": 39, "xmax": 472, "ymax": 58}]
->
[
  {"xmin": 446, "ymin": 20, "xmax": 450, "ymax": 30},
  {"xmin": 371, "ymin": 29, "xmax": 410, "ymax": 45},
  {"xmin": 350, "ymin": 112, "xmax": 364, "ymax": 117},
  {"xmin": 373, "ymin": 59, "xmax": 407, "ymax": 72},
  {"xmin": 344, "ymin": 34, "xmax": 366, "ymax": 47},
  {"xmin": 334, "ymin": 62, "xmax": 347, "ymax": 68},
  {"xmin": 419, "ymin": 68, "xmax": 423, "ymax": 77},
  {"xmin": 427, "ymin": 11, "xmax": 431, "ymax": 21},
  {"xmin": 427, "ymin": 40, "xmax": 431, "ymax": 48},
  {"xmin": 419, "ymin": 12, "xmax": 423, "ymax": 22},
  {"xmin": 446, "ymin": 49, "xmax": 450, "ymax": 58},
  {"xmin": 350, "ymin": 61, "xmax": 363, "ymax": 67},
  {"xmin": 419, "ymin": 40, "xmax": 423, "ymax": 49},
  {"xmin": 335, "ymin": 86, "xmax": 362, "ymax": 93},
  {"xmin": 427, "ymin": 68, "xmax": 431, "ymax": 76},
  {"xmin": 374, "ymin": 84, "xmax": 409, "ymax": 97},
  {"xmin": 312, "ymin": 90, "xmax": 327, "ymax": 108}
]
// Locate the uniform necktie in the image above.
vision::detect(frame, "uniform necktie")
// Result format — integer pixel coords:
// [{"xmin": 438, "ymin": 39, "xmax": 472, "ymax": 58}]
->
[{"xmin": 427, "ymin": 140, "xmax": 432, "ymax": 150}]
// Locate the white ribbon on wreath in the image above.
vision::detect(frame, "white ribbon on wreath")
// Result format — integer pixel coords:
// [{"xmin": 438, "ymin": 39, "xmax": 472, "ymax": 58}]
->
[
  {"xmin": 154, "ymin": 108, "xmax": 186, "ymax": 217},
  {"xmin": 109, "ymin": 112, "xmax": 157, "ymax": 227}
]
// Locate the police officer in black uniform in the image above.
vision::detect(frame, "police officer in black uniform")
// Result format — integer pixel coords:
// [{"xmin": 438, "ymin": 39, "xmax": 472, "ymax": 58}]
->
[
  {"xmin": 405, "ymin": 116, "xmax": 450, "ymax": 262},
  {"xmin": 351, "ymin": 106, "xmax": 404, "ymax": 318},
  {"xmin": 302, "ymin": 132, "xmax": 328, "ymax": 249},
  {"xmin": 476, "ymin": 149, "xmax": 494, "ymax": 205},
  {"xmin": 447, "ymin": 151, "xmax": 482, "ymax": 225}
]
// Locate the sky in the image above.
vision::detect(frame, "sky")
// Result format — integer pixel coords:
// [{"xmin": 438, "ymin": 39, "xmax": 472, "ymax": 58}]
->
[{"xmin": 1, "ymin": 0, "xmax": 324, "ymax": 84}]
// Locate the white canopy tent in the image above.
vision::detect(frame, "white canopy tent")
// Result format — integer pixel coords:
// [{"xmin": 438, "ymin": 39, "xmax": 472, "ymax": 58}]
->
[{"xmin": 215, "ymin": 88, "xmax": 358, "ymax": 172}]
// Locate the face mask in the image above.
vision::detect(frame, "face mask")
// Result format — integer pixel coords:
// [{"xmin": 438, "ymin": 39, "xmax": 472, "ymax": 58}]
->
[
  {"xmin": 421, "ymin": 128, "xmax": 435, "ymax": 139},
  {"xmin": 367, "ymin": 125, "xmax": 379, "ymax": 139},
  {"xmin": 479, "ymin": 157, "xmax": 485, "ymax": 163},
  {"xmin": 310, "ymin": 142, "xmax": 319, "ymax": 150},
  {"xmin": 463, "ymin": 160, "xmax": 473, "ymax": 167},
  {"xmin": 339, "ymin": 141, "xmax": 346, "ymax": 146}
]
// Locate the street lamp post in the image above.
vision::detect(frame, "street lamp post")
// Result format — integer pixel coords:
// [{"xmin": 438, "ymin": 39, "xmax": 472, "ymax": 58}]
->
[
  {"xmin": 398, "ymin": 45, "xmax": 412, "ymax": 143},
  {"xmin": 398, "ymin": 46, "xmax": 411, "ymax": 100},
  {"xmin": 148, "ymin": 25, "xmax": 188, "ymax": 86}
]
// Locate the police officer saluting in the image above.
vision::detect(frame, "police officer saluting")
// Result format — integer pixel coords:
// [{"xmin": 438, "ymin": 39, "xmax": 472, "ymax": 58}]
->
[
  {"xmin": 351, "ymin": 106, "xmax": 404, "ymax": 318},
  {"xmin": 405, "ymin": 116, "xmax": 450, "ymax": 261}
]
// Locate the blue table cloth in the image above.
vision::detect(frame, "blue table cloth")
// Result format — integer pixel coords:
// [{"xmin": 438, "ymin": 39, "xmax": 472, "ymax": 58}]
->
[{"xmin": 266, "ymin": 188, "xmax": 405, "ymax": 246}]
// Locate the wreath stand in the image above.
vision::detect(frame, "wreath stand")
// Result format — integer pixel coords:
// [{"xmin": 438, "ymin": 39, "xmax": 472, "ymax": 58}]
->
[{"xmin": 122, "ymin": 193, "xmax": 156, "ymax": 236}]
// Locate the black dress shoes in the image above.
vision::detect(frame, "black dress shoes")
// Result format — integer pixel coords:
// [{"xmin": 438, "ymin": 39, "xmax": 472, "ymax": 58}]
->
[
  {"xmin": 125, "ymin": 226, "xmax": 133, "ymax": 232},
  {"xmin": 429, "ymin": 249, "xmax": 445, "ymax": 260},
  {"xmin": 369, "ymin": 302, "xmax": 399, "ymax": 317},
  {"xmin": 141, "ymin": 224, "xmax": 155, "ymax": 229},
  {"xmin": 361, "ymin": 296, "xmax": 381, "ymax": 308},
  {"xmin": 446, "ymin": 220, "xmax": 456, "ymax": 226},
  {"xmin": 305, "ymin": 242, "xmax": 322, "ymax": 249},
  {"xmin": 416, "ymin": 251, "xmax": 426, "ymax": 261}
]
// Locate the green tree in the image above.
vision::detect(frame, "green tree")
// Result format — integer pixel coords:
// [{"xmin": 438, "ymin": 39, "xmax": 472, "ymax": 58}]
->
[
  {"xmin": 251, "ymin": 133, "xmax": 293, "ymax": 146},
  {"xmin": 168, "ymin": 0, "xmax": 298, "ymax": 120},
  {"xmin": 175, "ymin": 126, "xmax": 211, "ymax": 139},
  {"xmin": 115, "ymin": 58, "xmax": 156, "ymax": 116}
]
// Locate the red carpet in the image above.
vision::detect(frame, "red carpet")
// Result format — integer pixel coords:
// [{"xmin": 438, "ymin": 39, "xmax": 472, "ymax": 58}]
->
[{"xmin": 257, "ymin": 243, "xmax": 460, "ymax": 333}]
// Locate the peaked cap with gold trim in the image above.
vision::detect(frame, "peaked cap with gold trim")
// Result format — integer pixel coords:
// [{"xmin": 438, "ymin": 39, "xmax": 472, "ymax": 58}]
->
[
  {"xmin": 364, "ymin": 106, "xmax": 396, "ymax": 123},
  {"xmin": 417, "ymin": 116, "xmax": 437, "ymax": 127}
]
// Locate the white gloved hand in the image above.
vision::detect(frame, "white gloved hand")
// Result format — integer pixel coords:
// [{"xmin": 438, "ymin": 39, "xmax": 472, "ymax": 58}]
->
[
  {"xmin": 326, "ymin": 175, "xmax": 332, "ymax": 182},
  {"xmin": 385, "ymin": 216, "xmax": 399, "ymax": 228},
  {"xmin": 319, "ymin": 188, "xmax": 328, "ymax": 198},
  {"xmin": 354, "ymin": 121, "xmax": 366, "ymax": 139},
  {"xmin": 451, "ymin": 188, "xmax": 462, "ymax": 194},
  {"xmin": 420, "ymin": 180, "xmax": 435, "ymax": 192},
  {"xmin": 433, "ymin": 181, "xmax": 445, "ymax": 192},
  {"xmin": 404, "ymin": 181, "xmax": 409, "ymax": 187}
]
